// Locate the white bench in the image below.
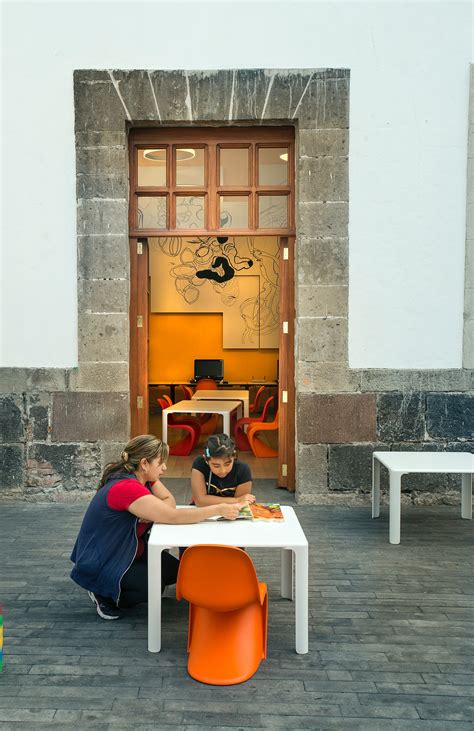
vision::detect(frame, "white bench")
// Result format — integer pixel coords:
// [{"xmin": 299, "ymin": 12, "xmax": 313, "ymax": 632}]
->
[{"xmin": 372, "ymin": 451, "xmax": 473, "ymax": 544}]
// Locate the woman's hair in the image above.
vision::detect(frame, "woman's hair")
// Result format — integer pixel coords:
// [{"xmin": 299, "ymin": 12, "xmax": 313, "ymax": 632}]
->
[
  {"xmin": 98, "ymin": 435, "xmax": 169, "ymax": 488},
  {"xmin": 203, "ymin": 434, "xmax": 236, "ymax": 460}
]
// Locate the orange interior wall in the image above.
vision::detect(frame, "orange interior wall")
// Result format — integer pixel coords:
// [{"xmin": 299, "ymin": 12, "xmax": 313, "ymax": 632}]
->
[{"xmin": 149, "ymin": 313, "xmax": 278, "ymax": 383}]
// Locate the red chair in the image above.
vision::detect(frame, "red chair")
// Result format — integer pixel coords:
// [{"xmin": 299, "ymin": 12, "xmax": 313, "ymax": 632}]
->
[
  {"xmin": 176, "ymin": 385, "xmax": 193, "ymax": 400},
  {"xmin": 194, "ymin": 379, "xmax": 219, "ymax": 434},
  {"xmin": 176, "ymin": 545, "xmax": 267, "ymax": 685},
  {"xmin": 233, "ymin": 397, "xmax": 275, "ymax": 451},
  {"xmin": 247, "ymin": 411, "xmax": 279, "ymax": 457},
  {"xmin": 157, "ymin": 397, "xmax": 201, "ymax": 455},
  {"xmin": 195, "ymin": 379, "xmax": 218, "ymax": 391},
  {"xmin": 249, "ymin": 386, "xmax": 265, "ymax": 415}
]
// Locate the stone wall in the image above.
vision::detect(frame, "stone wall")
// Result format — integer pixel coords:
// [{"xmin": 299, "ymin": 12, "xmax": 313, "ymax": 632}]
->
[{"xmin": 1, "ymin": 67, "xmax": 472, "ymax": 503}]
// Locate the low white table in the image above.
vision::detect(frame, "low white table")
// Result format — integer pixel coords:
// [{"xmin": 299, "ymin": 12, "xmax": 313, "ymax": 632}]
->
[
  {"xmin": 372, "ymin": 451, "xmax": 473, "ymax": 545},
  {"xmin": 162, "ymin": 399, "xmax": 242, "ymax": 443},
  {"xmin": 148, "ymin": 505, "xmax": 309, "ymax": 654},
  {"xmin": 192, "ymin": 389, "xmax": 250, "ymax": 418}
]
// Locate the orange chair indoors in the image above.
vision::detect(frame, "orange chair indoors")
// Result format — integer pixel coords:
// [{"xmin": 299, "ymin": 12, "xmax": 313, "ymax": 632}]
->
[
  {"xmin": 176, "ymin": 545, "xmax": 267, "ymax": 685},
  {"xmin": 157, "ymin": 397, "xmax": 201, "ymax": 455},
  {"xmin": 249, "ymin": 385, "xmax": 265, "ymax": 415},
  {"xmin": 247, "ymin": 411, "xmax": 279, "ymax": 457},
  {"xmin": 233, "ymin": 396, "xmax": 275, "ymax": 451},
  {"xmin": 194, "ymin": 378, "xmax": 219, "ymax": 434}
]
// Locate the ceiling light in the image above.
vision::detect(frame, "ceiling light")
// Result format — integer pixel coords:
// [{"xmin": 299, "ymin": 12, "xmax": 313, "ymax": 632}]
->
[
  {"xmin": 279, "ymin": 152, "xmax": 288, "ymax": 162},
  {"xmin": 143, "ymin": 148, "xmax": 196, "ymax": 162}
]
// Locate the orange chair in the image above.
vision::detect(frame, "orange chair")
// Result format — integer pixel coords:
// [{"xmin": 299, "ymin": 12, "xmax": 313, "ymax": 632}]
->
[
  {"xmin": 194, "ymin": 379, "xmax": 219, "ymax": 434},
  {"xmin": 176, "ymin": 545, "xmax": 267, "ymax": 685},
  {"xmin": 249, "ymin": 386, "xmax": 265, "ymax": 415},
  {"xmin": 157, "ymin": 397, "xmax": 201, "ymax": 455},
  {"xmin": 195, "ymin": 379, "xmax": 218, "ymax": 391},
  {"xmin": 176, "ymin": 385, "xmax": 193, "ymax": 400},
  {"xmin": 233, "ymin": 397, "xmax": 275, "ymax": 451},
  {"xmin": 247, "ymin": 411, "xmax": 279, "ymax": 457}
]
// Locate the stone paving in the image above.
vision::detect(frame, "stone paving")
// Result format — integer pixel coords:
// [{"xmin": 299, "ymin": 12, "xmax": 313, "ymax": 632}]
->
[{"xmin": 1, "ymin": 481, "xmax": 474, "ymax": 729}]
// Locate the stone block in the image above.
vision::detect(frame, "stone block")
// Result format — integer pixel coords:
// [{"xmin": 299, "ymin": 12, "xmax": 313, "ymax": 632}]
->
[
  {"xmin": 377, "ymin": 392, "xmax": 425, "ymax": 441},
  {"xmin": 298, "ymin": 394, "xmax": 377, "ymax": 443},
  {"xmin": 100, "ymin": 441, "xmax": 127, "ymax": 471},
  {"xmin": 261, "ymin": 71, "xmax": 312, "ymax": 120},
  {"xmin": 75, "ymin": 145, "xmax": 127, "ymax": 176},
  {"xmin": 463, "ymin": 319, "xmax": 474, "ymax": 369},
  {"xmin": 188, "ymin": 70, "xmax": 235, "ymax": 122},
  {"xmin": 360, "ymin": 369, "xmax": 474, "ymax": 393},
  {"xmin": 78, "ymin": 279, "xmax": 128, "ymax": 314},
  {"xmin": 299, "ymin": 157, "xmax": 348, "ymax": 202},
  {"xmin": 78, "ymin": 313, "xmax": 129, "ymax": 363},
  {"xmin": 149, "ymin": 69, "xmax": 193, "ymax": 122},
  {"xmin": 296, "ymin": 444, "xmax": 328, "ymax": 500},
  {"xmin": 329, "ymin": 444, "xmax": 382, "ymax": 492},
  {"xmin": 426, "ymin": 393, "xmax": 474, "ymax": 440},
  {"xmin": 0, "ymin": 368, "xmax": 28, "ymax": 393},
  {"xmin": 76, "ymin": 174, "xmax": 128, "ymax": 200},
  {"xmin": 297, "ymin": 285, "xmax": 348, "ymax": 318},
  {"xmin": 298, "ymin": 203, "xmax": 348, "ymax": 238},
  {"xmin": 75, "ymin": 131, "xmax": 127, "ymax": 147},
  {"xmin": 298, "ymin": 318, "xmax": 347, "ymax": 363},
  {"xmin": 231, "ymin": 69, "xmax": 274, "ymax": 121},
  {"xmin": 27, "ymin": 394, "xmax": 50, "ymax": 442},
  {"xmin": 68, "ymin": 362, "xmax": 129, "ymax": 393},
  {"xmin": 297, "ymin": 362, "xmax": 361, "ymax": 393},
  {"xmin": 77, "ymin": 234, "xmax": 129, "ymax": 280},
  {"xmin": 1, "ymin": 395, "xmax": 24, "ymax": 443},
  {"xmin": 298, "ymin": 75, "xmax": 350, "ymax": 129},
  {"xmin": 26, "ymin": 443, "xmax": 101, "ymax": 494},
  {"xmin": 297, "ymin": 238, "xmax": 348, "ymax": 286},
  {"xmin": 108, "ymin": 70, "xmax": 159, "ymax": 121},
  {"xmin": 27, "ymin": 369, "xmax": 68, "ymax": 392},
  {"xmin": 77, "ymin": 199, "xmax": 128, "ymax": 237},
  {"xmin": 299, "ymin": 129, "xmax": 349, "ymax": 157},
  {"xmin": 51, "ymin": 392, "xmax": 129, "ymax": 442},
  {"xmin": 74, "ymin": 75, "xmax": 126, "ymax": 132},
  {"xmin": 0, "ymin": 445, "xmax": 25, "ymax": 492}
]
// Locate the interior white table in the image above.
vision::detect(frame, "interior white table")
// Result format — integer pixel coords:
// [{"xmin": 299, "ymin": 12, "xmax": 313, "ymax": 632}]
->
[
  {"xmin": 148, "ymin": 505, "xmax": 309, "ymax": 654},
  {"xmin": 191, "ymin": 389, "xmax": 250, "ymax": 418},
  {"xmin": 372, "ymin": 451, "xmax": 473, "ymax": 544},
  {"xmin": 162, "ymin": 399, "xmax": 242, "ymax": 443}
]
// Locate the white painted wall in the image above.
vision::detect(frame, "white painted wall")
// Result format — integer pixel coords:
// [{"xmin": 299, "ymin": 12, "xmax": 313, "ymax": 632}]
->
[{"xmin": 1, "ymin": 1, "xmax": 472, "ymax": 368}]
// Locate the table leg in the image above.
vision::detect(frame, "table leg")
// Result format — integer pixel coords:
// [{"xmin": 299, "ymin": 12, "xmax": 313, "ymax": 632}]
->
[
  {"xmin": 294, "ymin": 546, "xmax": 309, "ymax": 654},
  {"xmin": 461, "ymin": 473, "xmax": 472, "ymax": 519},
  {"xmin": 389, "ymin": 472, "xmax": 402, "ymax": 545},
  {"xmin": 244, "ymin": 400, "xmax": 249, "ymax": 418},
  {"xmin": 162, "ymin": 411, "xmax": 168, "ymax": 445},
  {"xmin": 223, "ymin": 411, "xmax": 230, "ymax": 436},
  {"xmin": 372, "ymin": 455, "xmax": 380, "ymax": 518},
  {"xmin": 148, "ymin": 546, "xmax": 163, "ymax": 652},
  {"xmin": 280, "ymin": 548, "xmax": 293, "ymax": 599}
]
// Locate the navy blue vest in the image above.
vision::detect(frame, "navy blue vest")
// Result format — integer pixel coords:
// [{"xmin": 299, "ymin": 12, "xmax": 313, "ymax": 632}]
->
[{"xmin": 70, "ymin": 472, "xmax": 150, "ymax": 603}]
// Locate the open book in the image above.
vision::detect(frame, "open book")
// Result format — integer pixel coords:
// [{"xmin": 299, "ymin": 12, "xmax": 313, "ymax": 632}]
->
[{"xmin": 236, "ymin": 503, "xmax": 284, "ymax": 521}]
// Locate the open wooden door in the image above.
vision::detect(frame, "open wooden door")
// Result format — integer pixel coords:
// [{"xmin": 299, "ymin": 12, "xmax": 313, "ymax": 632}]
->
[
  {"xmin": 129, "ymin": 237, "xmax": 149, "ymax": 436},
  {"xmin": 278, "ymin": 235, "xmax": 295, "ymax": 491}
]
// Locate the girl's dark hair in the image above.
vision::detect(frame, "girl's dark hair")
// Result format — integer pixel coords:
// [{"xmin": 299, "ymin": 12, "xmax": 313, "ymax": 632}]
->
[
  {"xmin": 203, "ymin": 434, "xmax": 236, "ymax": 460},
  {"xmin": 98, "ymin": 435, "xmax": 169, "ymax": 489}
]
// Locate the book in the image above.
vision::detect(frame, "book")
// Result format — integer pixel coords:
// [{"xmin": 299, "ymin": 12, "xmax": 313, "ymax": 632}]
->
[{"xmin": 216, "ymin": 502, "xmax": 284, "ymax": 521}]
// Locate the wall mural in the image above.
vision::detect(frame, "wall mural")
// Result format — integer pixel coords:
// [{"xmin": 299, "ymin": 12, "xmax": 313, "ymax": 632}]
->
[{"xmin": 149, "ymin": 236, "xmax": 279, "ymax": 348}]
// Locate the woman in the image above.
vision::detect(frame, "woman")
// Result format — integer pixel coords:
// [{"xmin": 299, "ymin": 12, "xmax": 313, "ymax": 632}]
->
[{"xmin": 70, "ymin": 435, "xmax": 242, "ymax": 620}]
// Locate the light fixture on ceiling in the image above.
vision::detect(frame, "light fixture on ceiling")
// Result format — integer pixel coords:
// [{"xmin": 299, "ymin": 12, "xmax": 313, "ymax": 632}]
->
[
  {"xmin": 279, "ymin": 151, "xmax": 288, "ymax": 162},
  {"xmin": 143, "ymin": 148, "xmax": 196, "ymax": 162}
]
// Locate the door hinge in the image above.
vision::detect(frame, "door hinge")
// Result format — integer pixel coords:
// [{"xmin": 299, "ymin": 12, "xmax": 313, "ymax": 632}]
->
[
  {"xmin": 137, "ymin": 315, "xmax": 143, "ymax": 328},
  {"xmin": 282, "ymin": 463, "xmax": 288, "ymax": 477},
  {"xmin": 282, "ymin": 390, "xmax": 288, "ymax": 403},
  {"xmin": 283, "ymin": 321, "xmax": 288, "ymax": 334},
  {"xmin": 137, "ymin": 396, "xmax": 144, "ymax": 409},
  {"xmin": 283, "ymin": 247, "xmax": 289, "ymax": 260},
  {"xmin": 137, "ymin": 241, "xmax": 143, "ymax": 255}
]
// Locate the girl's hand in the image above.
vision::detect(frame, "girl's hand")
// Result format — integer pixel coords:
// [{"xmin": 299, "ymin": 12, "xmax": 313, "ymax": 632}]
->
[
  {"xmin": 241, "ymin": 493, "xmax": 256, "ymax": 504},
  {"xmin": 219, "ymin": 503, "xmax": 243, "ymax": 520}
]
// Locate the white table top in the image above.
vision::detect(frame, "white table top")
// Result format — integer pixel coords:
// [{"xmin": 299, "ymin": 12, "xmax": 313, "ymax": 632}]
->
[
  {"xmin": 163, "ymin": 399, "xmax": 242, "ymax": 414},
  {"xmin": 149, "ymin": 505, "xmax": 308, "ymax": 549},
  {"xmin": 192, "ymin": 390, "xmax": 249, "ymax": 400},
  {"xmin": 374, "ymin": 451, "xmax": 474, "ymax": 473}
]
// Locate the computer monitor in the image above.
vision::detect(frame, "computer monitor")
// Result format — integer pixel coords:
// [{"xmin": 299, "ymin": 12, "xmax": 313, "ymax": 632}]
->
[{"xmin": 194, "ymin": 359, "xmax": 224, "ymax": 381}]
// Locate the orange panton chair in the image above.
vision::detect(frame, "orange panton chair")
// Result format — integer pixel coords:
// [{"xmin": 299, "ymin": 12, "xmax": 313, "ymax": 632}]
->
[
  {"xmin": 249, "ymin": 385, "xmax": 265, "ymax": 415},
  {"xmin": 176, "ymin": 545, "xmax": 268, "ymax": 685},
  {"xmin": 247, "ymin": 411, "xmax": 279, "ymax": 457},
  {"xmin": 157, "ymin": 397, "xmax": 201, "ymax": 454},
  {"xmin": 233, "ymin": 396, "xmax": 275, "ymax": 451}
]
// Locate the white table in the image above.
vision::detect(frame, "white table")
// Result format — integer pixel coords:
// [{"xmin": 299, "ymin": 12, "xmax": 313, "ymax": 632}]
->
[
  {"xmin": 148, "ymin": 505, "xmax": 309, "ymax": 654},
  {"xmin": 372, "ymin": 451, "xmax": 473, "ymax": 545},
  {"xmin": 162, "ymin": 400, "xmax": 242, "ymax": 443},
  {"xmin": 192, "ymin": 389, "xmax": 250, "ymax": 418}
]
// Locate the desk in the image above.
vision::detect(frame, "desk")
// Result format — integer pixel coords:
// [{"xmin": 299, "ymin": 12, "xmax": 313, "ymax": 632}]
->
[
  {"xmin": 372, "ymin": 451, "xmax": 473, "ymax": 544},
  {"xmin": 148, "ymin": 505, "xmax": 308, "ymax": 654},
  {"xmin": 192, "ymin": 389, "xmax": 250, "ymax": 418},
  {"xmin": 162, "ymin": 400, "xmax": 242, "ymax": 443}
]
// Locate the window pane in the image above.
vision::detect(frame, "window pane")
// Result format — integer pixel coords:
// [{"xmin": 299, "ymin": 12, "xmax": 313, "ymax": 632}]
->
[
  {"xmin": 176, "ymin": 148, "xmax": 205, "ymax": 187},
  {"xmin": 258, "ymin": 147, "xmax": 288, "ymax": 186},
  {"xmin": 258, "ymin": 195, "xmax": 288, "ymax": 228},
  {"xmin": 137, "ymin": 197, "xmax": 167, "ymax": 229},
  {"xmin": 176, "ymin": 196, "xmax": 205, "ymax": 228},
  {"xmin": 219, "ymin": 148, "xmax": 249, "ymax": 186},
  {"xmin": 137, "ymin": 149, "xmax": 167, "ymax": 186},
  {"xmin": 219, "ymin": 196, "xmax": 248, "ymax": 228}
]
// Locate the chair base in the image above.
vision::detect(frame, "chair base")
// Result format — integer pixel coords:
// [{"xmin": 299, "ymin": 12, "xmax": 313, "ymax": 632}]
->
[{"xmin": 250, "ymin": 435, "xmax": 278, "ymax": 458}]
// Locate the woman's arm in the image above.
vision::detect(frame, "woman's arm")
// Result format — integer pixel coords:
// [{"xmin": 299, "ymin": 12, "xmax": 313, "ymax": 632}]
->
[
  {"xmin": 127, "ymin": 494, "xmax": 242, "ymax": 524},
  {"xmin": 149, "ymin": 480, "xmax": 176, "ymax": 507},
  {"xmin": 234, "ymin": 481, "xmax": 256, "ymax": 503},
  {"xmin": 191, "ymin": 468, "xmax": 242, "ymax": 506}
]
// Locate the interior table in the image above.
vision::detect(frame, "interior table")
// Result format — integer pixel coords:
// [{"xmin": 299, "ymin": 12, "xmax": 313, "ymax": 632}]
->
[
  {"xmin": 372, "ymin": 451, "xmax": 473, "ymax": 544},
  {"xmin": 191, "ymin": 389, "xmax": 250, "ymax": 418},
  {"xmin": 148, "ymin": 505, "xmax": 309, "ymax": 654},
  {"xmin": 162, "ymin": 399, "xmax": 242, "ymax": 443}
]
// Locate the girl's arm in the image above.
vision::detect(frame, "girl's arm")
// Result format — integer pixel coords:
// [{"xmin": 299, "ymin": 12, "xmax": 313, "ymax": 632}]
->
[
  {"xmin": 234, "ymin": 481, "xmax": 256, "ymax": 503},
  {"xmin": 149, "ymin": 480, "xmax": 176, "ymax": 507},
  {"xmin": 191, "ymin": 468, "xmax": 242, "ymax": 506},
  {"xmin": 127, "ymin": 494, "xmax": 242, "ymax": 524}
]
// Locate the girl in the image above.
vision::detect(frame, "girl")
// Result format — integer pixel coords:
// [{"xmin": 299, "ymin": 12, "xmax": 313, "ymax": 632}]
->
[
  {"xmin": 191, "ymin": 433, "xmax": 256, "ymax": 506},
  {"xmin": 70, "ymin": 435, "xmax": 242, "ymax": 620}
]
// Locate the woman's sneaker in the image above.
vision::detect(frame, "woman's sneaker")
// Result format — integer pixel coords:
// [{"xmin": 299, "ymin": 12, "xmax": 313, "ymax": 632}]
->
[{"xmin": 87, "ymin": 591, "xmax": 122, "ymax": 620}]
